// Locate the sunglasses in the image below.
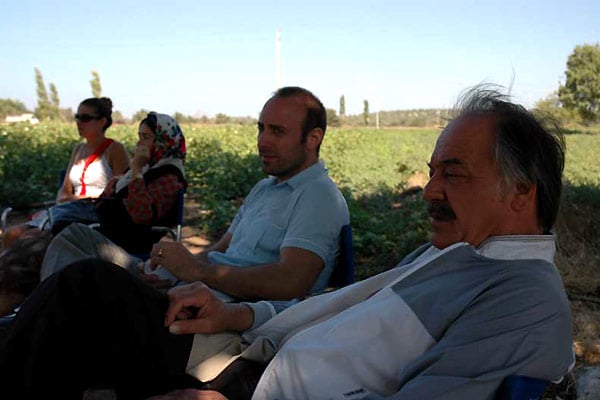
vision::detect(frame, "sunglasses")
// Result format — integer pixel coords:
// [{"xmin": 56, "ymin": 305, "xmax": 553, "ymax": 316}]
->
[{"xmin": 74, "ymin": 114, "xmax": 101, "ymax": 122}]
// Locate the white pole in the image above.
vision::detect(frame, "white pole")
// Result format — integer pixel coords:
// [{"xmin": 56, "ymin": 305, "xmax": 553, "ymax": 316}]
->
[{"xmin": 275, "ymin": 28, "xmax": 281, "ymax": 91}]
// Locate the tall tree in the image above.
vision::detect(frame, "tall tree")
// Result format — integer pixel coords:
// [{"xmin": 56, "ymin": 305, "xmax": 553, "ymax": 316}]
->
[
  {"xmin": 90, "ymin": 70, "xmax": 102, "ymax": 98},
  {"xmin": 34, "ymin": 68, "xmax": 54, "ymax": 121},
  {"xmin": 339, "ymin": 95, "xmax": 346, "ymax": 117},
  {"xmin": 49, "ymin": 83, "xmax": 61, "ymax": 120},
  {"xmin": 363, "ymin": 99, "xmax": 370, "ymax": 126},
  {"xmin": 558, "ymin": 43, "xmax": 600, "ymax": 123}
]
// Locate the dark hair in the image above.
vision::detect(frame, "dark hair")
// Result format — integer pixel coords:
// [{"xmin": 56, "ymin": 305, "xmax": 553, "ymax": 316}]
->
[
  {"xmin": 451, "ymin": 84, "xmax": 566, "ymax": 232},
  {"xmin": 139, "ymin": 112, "xmax": 158, "ymax": 134},
  {"xmin": 79, "ymin": 97, "xmax": 113, "ymax": 131},
  {"xmin": 270, "ymin": 86, "xmax": 327, "ymax": 154}
]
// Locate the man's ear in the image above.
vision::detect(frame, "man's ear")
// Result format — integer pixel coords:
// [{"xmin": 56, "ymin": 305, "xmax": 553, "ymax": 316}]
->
[
  {"xmin": 305, "ymin": 128, "xmax": 324, "ymax": 152},
  {"xmin": 511, "ymin": 183, "xmax": 537, "ymax": 212}
]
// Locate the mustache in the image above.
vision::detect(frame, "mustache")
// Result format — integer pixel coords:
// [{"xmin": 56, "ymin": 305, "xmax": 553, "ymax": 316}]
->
[
  {"xmin": 427, "ymin": 202, "xmax": 456, "ymax": 221},
  {"xmin": 259, "ymin": 150, "xmax": 277, "ymax": 158}
]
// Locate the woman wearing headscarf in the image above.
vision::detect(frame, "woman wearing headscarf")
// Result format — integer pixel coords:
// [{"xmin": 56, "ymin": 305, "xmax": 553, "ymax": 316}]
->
[
  {"xmin": 0, "ymin": 113, "xmax": 187, "ymax": 318},
  {"xmin": 95, "ymin": 112, "xmax": 187, "ymax": 254}
]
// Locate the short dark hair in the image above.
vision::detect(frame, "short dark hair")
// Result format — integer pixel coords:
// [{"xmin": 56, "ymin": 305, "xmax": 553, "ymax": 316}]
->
[
  {"xmin": 139, "ymin": 112, "xmax": 158, "ymax": 134},
  {"xmin": 270, "ymin": 86, "xmax": 327, "ymax": 154},
  {"xmin": 79, "ymin": 97, "xmax": 113, "ymax": 131},
  {"xmin": 451, "ymin": 84, "xmax": 566, "ymax": 232}
]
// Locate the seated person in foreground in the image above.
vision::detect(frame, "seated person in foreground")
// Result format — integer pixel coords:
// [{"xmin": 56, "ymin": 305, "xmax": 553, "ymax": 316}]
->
[
  {"xmin": 39, "ymin": 87, "xmax": 350, "ymax": 306},
  {"xmin": 0, "ymin": 84, "xmax": 573, "ymax": 400}
]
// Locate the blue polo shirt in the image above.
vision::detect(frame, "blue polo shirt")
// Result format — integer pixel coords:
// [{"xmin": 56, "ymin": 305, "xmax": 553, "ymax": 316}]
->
[{"xmin": 208, "ymin": 161, "xmax": 350, "ymax": 296}]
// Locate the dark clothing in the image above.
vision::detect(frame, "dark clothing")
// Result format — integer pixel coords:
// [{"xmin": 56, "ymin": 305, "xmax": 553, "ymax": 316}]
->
[
  {"xmin": 0, "ymin": 260, "xmax": 193, "ymax": 399},
  {"xmin": 0, "ymin": 259, "xmax": 263, "ymax": 400}
]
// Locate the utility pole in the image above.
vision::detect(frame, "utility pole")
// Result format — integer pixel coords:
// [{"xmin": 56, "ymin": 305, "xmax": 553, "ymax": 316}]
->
[{"xmin": 275, "ymin": 28, "xmax": 281, "ymax": 91}]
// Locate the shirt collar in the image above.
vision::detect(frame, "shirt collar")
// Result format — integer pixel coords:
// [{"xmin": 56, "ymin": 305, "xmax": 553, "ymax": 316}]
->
[
  {"xmin": 268, "ymin": 161, "xmax": 326, "ymax": 189},
  {"xmin": 475, "ymin": 234, "xmax": 556, "ymax": 263}
]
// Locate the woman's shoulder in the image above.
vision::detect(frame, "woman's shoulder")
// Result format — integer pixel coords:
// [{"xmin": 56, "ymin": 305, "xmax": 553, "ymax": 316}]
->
[
  {"xmin": 72, "ymin": 142, "xmax": 86, "ymax": 153},
  {"xmin": 107, "ymin": 139, "xmax": 128, "ymax": 153},
  {"xmin": 106, "ymin": 139, "xmax": 130, "ymax": 174}
]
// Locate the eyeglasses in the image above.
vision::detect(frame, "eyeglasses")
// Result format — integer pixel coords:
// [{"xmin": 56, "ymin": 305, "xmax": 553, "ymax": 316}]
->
[{"xmin": 74, "ymin": 114, "xmax": 101, "ymax": 122}]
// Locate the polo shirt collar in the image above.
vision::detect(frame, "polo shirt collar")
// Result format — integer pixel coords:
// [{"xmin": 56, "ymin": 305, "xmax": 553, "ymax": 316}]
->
[{"xmin": 269, "ymin": 161, "xmax": 326, "ymax": 189}]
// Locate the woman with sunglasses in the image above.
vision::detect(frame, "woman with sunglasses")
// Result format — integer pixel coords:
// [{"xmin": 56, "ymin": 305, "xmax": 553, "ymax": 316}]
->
[
  {"xmin": 2, "ymin": 97, "xmax": 130, "ymax": 248},
  {"xmin": 0, "ymin": 112, "xmax": 186, "ymax": 318},
  {"xmin": 60, "ymin": 97, "xmax": 130, "ymax": 203}
]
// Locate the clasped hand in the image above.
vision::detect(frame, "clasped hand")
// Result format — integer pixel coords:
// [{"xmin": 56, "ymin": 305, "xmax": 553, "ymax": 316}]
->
[{"xmin": 164, "ymin": 281, "xmax": 235, "ymax": 335}]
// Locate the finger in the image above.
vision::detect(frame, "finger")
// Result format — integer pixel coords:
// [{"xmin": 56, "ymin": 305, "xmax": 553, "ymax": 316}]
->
[
  {"xmin": 168, "ymin": 317, "xmax": 220, "ymax": 335},
  {"xmin": 165, "ymin": 284, "xmax": 211, "ymax": 322}
]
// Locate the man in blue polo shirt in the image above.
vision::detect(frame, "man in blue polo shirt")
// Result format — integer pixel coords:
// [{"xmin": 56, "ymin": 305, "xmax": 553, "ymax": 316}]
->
[
  {"xmin": 41, "ymin": 86, "xmax": 350, "ymax": 306},
  {"xmin": 145, "ymin": 86, "xmax": 349, "ymax": 304}
]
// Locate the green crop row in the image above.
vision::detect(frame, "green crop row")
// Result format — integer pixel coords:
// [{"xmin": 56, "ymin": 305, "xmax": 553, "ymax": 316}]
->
[{"xmin": 1, "ymin": 122, "xmax": 598, "ymax": 275}]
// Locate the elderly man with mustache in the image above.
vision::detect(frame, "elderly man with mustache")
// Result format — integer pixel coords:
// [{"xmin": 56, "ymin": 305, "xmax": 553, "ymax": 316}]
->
[{"xmin": 0, "ymin": 85, "xmax": 573, "ymax": 400}]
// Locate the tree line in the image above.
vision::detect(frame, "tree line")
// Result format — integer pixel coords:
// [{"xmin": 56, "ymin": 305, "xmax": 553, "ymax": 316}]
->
[{"xmin": 1, "ymin": 43, "xmax": 599, "ymax": 127}]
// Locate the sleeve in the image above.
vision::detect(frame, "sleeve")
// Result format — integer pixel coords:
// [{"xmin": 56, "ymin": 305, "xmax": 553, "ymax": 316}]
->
[
  {"xmin": 281, "ymin": 181, "xmax": 349, "ymax": 263},
  {"xmin": 368, "ymin": 268, "xmax": 574, "ymax": 400},
  {"xmin": 124, "ymin": 173, "xmax": 183, "ymax": 225},
  {"xmin": 242, "ymin": 298, "xmax": 301, "ymax": 330}
]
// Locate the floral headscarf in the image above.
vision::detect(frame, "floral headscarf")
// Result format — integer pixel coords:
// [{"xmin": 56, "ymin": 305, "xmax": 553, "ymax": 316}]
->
[
  {"xmin": 114, "ymin": 112, "xmax": 186, "ymax": 193},
  {"xmin": 148, "ymin": 112, "xmax": 186, "ymax": 166}
]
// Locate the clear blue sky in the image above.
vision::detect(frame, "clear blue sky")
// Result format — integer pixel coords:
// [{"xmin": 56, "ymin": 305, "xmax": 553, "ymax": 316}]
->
[{"xmin": 1, "ymin": 0, "xmax": 599, "ymax": 118}]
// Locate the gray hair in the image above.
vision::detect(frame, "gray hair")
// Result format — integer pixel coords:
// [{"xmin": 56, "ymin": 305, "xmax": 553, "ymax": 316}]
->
[{"xmin": 450, "ymin": 84, "xmax": 566, "ymax": 232}]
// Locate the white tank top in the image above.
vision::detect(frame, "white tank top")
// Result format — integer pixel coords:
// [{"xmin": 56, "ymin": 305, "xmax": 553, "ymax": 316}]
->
[{"xmin": 67, "ymin": 143, "xmax": 114, "ymax": 197}]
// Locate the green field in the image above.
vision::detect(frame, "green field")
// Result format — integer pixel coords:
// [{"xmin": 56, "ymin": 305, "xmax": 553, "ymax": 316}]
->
[{"xmin": 1, "ymin": 122, "xmax": 598, "ymax": 279}]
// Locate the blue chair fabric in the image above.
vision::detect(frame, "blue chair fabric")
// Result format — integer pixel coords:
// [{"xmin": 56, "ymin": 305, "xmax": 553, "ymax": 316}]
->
[
  {"xmin": 327, "ymin": 224, "xmax": 355, "ymax": 288},
  {"xmin": 496, "ymin": 375, "xmax": 549, "ymax": 400}
]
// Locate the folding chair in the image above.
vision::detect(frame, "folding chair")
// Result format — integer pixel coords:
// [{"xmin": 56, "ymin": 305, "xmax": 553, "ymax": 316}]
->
[
  {"xmin": 327, "ymin": 224, "xmax": 355, "ymax": 289},
  {"xmin": 496, "ymin": 375, "xmax": 549, "ymax": 400},
  {"xmin": 1, "ymin": 170, "xmax": 66, "ymax": 234},
  {"xmin": 150, "ymin": 187, "xmax": 186, "ymax": 243}
]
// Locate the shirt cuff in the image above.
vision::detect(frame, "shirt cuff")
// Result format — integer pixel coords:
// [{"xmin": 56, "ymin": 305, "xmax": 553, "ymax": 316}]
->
[{"xmin": 241, "ymin": 300, "xmax": 277, "ymax": 330}]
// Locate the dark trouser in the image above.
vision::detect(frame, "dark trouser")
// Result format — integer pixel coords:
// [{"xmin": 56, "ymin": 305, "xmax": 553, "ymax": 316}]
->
[
  {"xmin": 0, "ymin": 259, "xmax": 193, "ymax": 399},
  {"xmin": 0, "ymin": 259, "xmax": 266, "ymax": 400}
]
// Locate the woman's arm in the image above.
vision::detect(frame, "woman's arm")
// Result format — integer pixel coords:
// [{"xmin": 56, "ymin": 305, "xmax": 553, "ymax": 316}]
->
[
  {"xmin": 107, "ymin": 141, "xmax": 131, "ymax": 175},
  {"xmin": 55, "ymin": 144, "xmax": 82, "ymax": 203}
]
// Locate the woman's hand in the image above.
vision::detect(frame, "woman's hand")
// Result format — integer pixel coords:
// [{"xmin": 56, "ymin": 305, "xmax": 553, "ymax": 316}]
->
[{"xmin": 130, "ymin": 141, "xmax": 151, "ymax": 175}]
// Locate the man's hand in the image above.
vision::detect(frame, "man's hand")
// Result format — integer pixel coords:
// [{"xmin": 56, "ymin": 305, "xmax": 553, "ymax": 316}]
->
[
  {"xmin": 165, "ymin": 282, "xmax": 254, "ymax": 334},
  {"xmin": 136, "ymin": 261, "xmax": 176, "ymax": 289},
  {"xmin": 146, "ymin": 389, "xmax": 228, "ymax": 400},
  {"xmin": 150, "ymin": 239, "xmax": 208, "ymax": 282}
]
